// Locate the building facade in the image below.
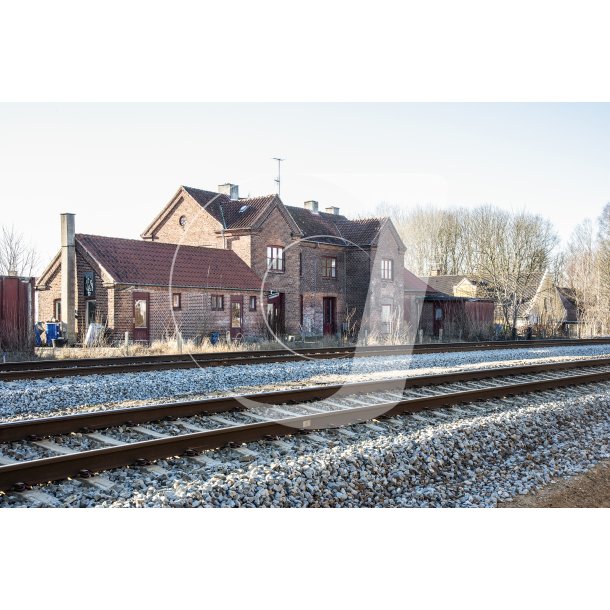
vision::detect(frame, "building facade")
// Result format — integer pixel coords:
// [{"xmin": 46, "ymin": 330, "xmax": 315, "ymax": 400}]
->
[{"xmin": 36, "ymin": 184, "xmax": 407, "ymax": 344}]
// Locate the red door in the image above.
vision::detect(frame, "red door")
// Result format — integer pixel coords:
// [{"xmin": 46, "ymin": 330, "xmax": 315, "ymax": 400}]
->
[
  {"xmin": 266, "ymin": 292, "xmax": 285, "ymax": 336},
  {"xmin": 133, "ymin": 292, "xmax": 150, "ymax": 343},
  {"xmin": 230, "ymin": 295, "xmax": 243, "ymax": 340},
  {"xmin": 323, "ymin": 297, "xmax": 336, "ymax": 335}
]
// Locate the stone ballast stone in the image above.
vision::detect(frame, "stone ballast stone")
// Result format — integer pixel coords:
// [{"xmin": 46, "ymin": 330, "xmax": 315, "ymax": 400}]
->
[
  {"xmin": 0, "ymin": 345, "xmax": 609, "ymax": 423},
  {"xmin": 0, "ymin": 384, "xmax": 608, "ymax": 508}
]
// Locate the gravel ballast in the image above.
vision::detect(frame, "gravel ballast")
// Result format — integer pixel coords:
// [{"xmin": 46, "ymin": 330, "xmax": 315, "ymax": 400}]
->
[
  {"xmin": 1, "ymin": 344, "xmax": 609, "ymax": 423},
  {"xmin": 1, "ymin": 382, "xmax": 608, "ymax": 508}
]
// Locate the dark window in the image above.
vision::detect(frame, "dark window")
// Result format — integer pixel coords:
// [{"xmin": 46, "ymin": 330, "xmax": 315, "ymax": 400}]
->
[
  {"xmin": 172, "ymin": 293, "xmax": 181, "ymax": 310},
  {"xmin": 322, "ymin": 256, "xmax": 337, "ymax": 278},
  {"xmin": 83, "ymin": 272, "xmax": 95, "ymax": 298},
  {"xmin": 300, "ymin": 295, "xmax": 304, "ymax": 326},
  {"xmin": 266, "ymin": 246, "xmax": 285, "ymax": 272},
  {"xmin": 211, "ymin": 294, "xmax": 224, "ymax": 311},
  {"xmin": 249, "ymin": 295, "xmax": 257, "ymax": 311},
  {"xmin": 53, "ymin": 299, "xmax": 61, "ymax": 321},
  {"xmin": 299, "ymin": 252, "xmax": 303, "ymax": 277},
  {"xmin": 86, "ymin": 300, "xmax": 97, "ymax": 327},
  {"xmin": 381, "ymin": 259, "xmax": 394, "ymax": 280}
]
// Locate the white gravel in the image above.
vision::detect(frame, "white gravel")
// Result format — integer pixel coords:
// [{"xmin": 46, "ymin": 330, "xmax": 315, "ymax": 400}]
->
[
  {"xmin": 1, "ymin": 381, "xmax": 608, "ymax": 508},
  {"xmin": 1, "ymin": 344, "xmax": 609, "ymax": 423}
]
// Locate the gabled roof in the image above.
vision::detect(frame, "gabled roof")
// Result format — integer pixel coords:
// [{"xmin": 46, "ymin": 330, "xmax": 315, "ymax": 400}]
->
[
  {"xmin": 284, "ymin": 206, "xmax": 391, "ymax": 247},
  {"xmin": 76, "ymin": 234, "xmax": 261, "ymax": 290},
  {"xmin": 183, "ymin": 186, "xmax": 277, "ymax": 230},
  {"xmin": 424, "ymin": 275, "xmax": 472, "ymax": 296},
  {"xmin": 144, "ymin": 184, "xmax": 403, "ymax": 248}
]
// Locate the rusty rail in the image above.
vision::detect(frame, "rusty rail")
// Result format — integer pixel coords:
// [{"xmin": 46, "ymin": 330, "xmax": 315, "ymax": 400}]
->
[
  {"xmin": 2, "ymin": 337, "xmax": 610, "ymax": 381},
  {"xmin": 0, "ymin": 358, "xmax": 609, "ymax": 491}
]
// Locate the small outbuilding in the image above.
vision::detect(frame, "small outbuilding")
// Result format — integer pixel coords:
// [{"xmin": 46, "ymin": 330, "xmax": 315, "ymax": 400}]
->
[{"xmin": 36, "ymin": 215, "xmax": 262, "ymax": 345}]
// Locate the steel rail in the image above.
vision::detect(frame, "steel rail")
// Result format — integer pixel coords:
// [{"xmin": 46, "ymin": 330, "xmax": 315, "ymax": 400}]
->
[
  {"xmin": 2, "ymin": 357, "xmax": 610, "ymax": 443},
  {"xmin": 0, "ymin": 365, "xmax": 609, "ymax": 491},
  {"xmin": 2, "ymin": 338, "xmax": 610, "ymax": 381}
]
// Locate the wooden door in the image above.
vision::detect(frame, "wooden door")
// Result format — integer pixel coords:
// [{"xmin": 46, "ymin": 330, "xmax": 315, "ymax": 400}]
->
[
  {"xmin": 323, "ymin": 297, "xmax": 336, "ymax": 335},
  {"xmin": 133, "ymin": 292, "xmax": 150, "ymax": 343},
  {"xmin": 266, "ymin": 292, "xmax": 285, "ymax": 336},
  {"xmin": 230, "ymin": 295, "xmax": 243, "ymax": 339}
]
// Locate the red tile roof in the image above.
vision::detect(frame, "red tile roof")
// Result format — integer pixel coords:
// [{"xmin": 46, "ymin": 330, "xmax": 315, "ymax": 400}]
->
[
  {"xmin": 183, "ymin": 185, "xmax": 389, "ymax": 246},
  {"xmin": 76, "ymin": 234, "xmax": 261, "ymax": 290},
  {"xmin": 183, "ymin": 186, "xmax": 276, "ymax": 230},
  {"xmin": 285, "ymin": 206, "xmax": 384, "ymax": 246}
]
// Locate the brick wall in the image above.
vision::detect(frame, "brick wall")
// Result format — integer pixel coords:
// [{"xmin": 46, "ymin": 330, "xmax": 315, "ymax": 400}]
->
[
  {"xmin": 74, "ymin": 250, "xmax": 110, "ymax": 342},
  {"xmin": 117, "ymin": 286, "xmax": 263, "ymax": 343},
  {"xmin": 299, "ymin": 242, "xmax": 346, "ymax": 334},
  {"xmin": 251, "ymin": 207, "xmax": 302, "ymax": 334},
  {"xmin": 148, "ymin": 194, "xmax": 224, "ymax": 248},
  {"xmin": 37, "ymin": 264, "xmax": 62, "ymax": 324}
]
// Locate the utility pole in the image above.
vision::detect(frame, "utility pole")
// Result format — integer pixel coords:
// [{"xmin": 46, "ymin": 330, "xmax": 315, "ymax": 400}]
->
[{"xmin": 273, "ymin": 157, "xmax": 285, "ymax": 197}]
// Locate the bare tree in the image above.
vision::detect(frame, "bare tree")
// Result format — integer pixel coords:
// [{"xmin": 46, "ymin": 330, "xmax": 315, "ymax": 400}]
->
[
  {"xmin": 562, "ymin": 206, "xmax": 610, "ymax": 337},
  {"xmin": 469, "ymin": 207, "xmax": 558, "ymax": 337},
  {"xmin": 375, "ymin": 203, "xmax": 473, "ymax": 275},
  {"xmin": 0, "ymin": 226, "xmax": 39, "ymax": 277}
]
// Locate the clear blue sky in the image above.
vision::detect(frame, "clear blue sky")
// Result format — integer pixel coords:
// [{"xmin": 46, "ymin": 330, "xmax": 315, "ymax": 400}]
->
[{"xmin": 1, "ymin": 103, "xmax": 609, "ymax": 274}]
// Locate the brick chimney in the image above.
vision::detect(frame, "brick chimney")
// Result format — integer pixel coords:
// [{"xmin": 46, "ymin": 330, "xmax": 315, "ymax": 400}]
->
[
  {"xmin": 218, "ymin": 183, "xmax": 239, "ymax": 200},
  {"xmin": 304, "ymin": 200, "xmax": 319, "ymax": 214},
  {"xmin": 325, "ymin": 206, "xmax": 340, "ymax": 215},
  {"xmin": 60, "ymin": 213, "xmax": 76, "ymax": 345}
]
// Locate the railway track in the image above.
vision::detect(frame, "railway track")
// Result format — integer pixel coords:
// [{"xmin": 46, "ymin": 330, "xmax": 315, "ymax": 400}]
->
[
  {"xmin": 1, "ymin": 357, "xmax": 609, "ymax": 493},
  {"xmin": 2, "ymin": 337, "xmax": 610, "ymax": 381}
]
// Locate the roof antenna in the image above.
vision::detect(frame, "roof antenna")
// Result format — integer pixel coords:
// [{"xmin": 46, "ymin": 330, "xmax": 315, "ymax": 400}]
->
[{"xmin": 273, "ymin": 157, "xmax": 285, "ymax": 197}]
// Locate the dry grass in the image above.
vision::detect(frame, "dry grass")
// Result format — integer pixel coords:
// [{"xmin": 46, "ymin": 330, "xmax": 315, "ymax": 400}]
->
[{"xmin": 33, "ymin": 336, "xmax": 294, "ymax": 360}]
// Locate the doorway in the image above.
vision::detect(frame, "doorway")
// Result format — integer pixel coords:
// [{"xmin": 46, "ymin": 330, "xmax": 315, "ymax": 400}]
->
[
  {"xmin": 230, "ymin": 295, "xmax": 243, "ymax": 340},
  {"xmin": 133, "ymin": 292, "xmax": 150, "ymax": 343},
  {"xmin": 266, "ymin": 292, "xmax": 285, "ymax": 337},
  {"xmin": 323, "ymin": 297, "xmax": 336, "ymax": 335}
]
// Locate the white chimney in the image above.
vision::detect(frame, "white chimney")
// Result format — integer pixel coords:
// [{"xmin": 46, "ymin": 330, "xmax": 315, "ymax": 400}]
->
[
  {"xmin": 304, "ymin": 200, "xmax": 319, "ymax": 214},
  {"xmin": 60, "ymin": 213, "xmax": 76, "ymax": 345},
  {"xmin": 325, "ymin": 206, "xmax": 340, "ymax": 215},
  {"xmin": 218, "ymin": 183, "xmax": 239, "ymax": 200}
]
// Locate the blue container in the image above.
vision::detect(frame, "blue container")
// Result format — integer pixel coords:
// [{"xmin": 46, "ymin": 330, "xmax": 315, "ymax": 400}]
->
[
  {"xmin": 45, "ymin": 322, "xmax": 61, "ymax": 346},
  {"xmin": 209, "ymin": 331, "xmax": 220, "ymax": 345}
]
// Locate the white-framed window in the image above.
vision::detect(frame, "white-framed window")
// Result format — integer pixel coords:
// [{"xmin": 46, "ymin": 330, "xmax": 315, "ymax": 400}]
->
[
  {"xmin": 381, "ymin": 259, "xmax": 394, "ymax": 280},
  {"xmin": 211, "ymin": 294, "xmax": 224, "ymax": 311},
  {"xmin": 266, "ymin": 246, "xmax": 285, "ymax": 271},
  {"xmin": 322, "ymin": 256, "xmax": 337, "ymax": 278}
]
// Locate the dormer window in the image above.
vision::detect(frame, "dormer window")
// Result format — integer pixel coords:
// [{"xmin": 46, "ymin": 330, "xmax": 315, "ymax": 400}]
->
[{"xmin": 239, "ymin": 205, "xmax": 250, "ymax": 213}]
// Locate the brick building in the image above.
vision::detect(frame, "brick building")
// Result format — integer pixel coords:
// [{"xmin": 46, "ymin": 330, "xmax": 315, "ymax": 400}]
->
[
  {"xmin": 37, "ymin": 183, "xmax": 407, "ymax": 345},
  {"xmin": 141, "ymin": 184, "xmax": 406, "ymax": 339},
  {"xmin": 37, "ymin": 216, "xmax": 261, "ymax": 344}
]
